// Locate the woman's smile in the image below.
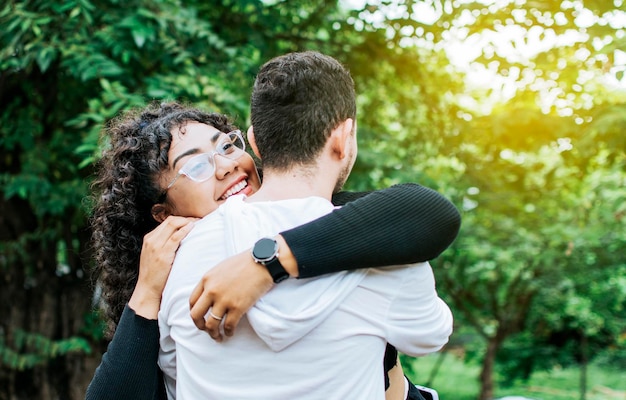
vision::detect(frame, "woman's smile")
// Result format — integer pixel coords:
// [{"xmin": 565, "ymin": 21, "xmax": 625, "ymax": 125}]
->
[{"xmin": 220, "ymin": 178, "xmax": 253, "ymax": 201}]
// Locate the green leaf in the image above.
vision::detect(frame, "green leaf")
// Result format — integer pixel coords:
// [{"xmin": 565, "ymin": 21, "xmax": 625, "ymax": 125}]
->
[{"xmin": 36, "ymin": 46, "xmax": 56, "ymax": 72}]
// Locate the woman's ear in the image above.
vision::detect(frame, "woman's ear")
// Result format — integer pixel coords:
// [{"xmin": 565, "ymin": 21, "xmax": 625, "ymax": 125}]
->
[
  {"xmin": 247, "ymin": 126, "xmax": 262, "ymax": 159},
  {"xmin": 151, "ymin": 203, "xmax": 170, "ymax": 223}
]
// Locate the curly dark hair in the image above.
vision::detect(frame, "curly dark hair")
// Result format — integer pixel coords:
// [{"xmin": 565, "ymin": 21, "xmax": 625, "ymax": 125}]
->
[{"xmin": 91, "ymin": 101, "xmax": 237, "ymax": 335}]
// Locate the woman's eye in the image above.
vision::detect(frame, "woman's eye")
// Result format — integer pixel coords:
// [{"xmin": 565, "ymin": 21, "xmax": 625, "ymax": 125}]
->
[{"xmin": 219, "ymin": 141, "xmax": 236, "ymax": 154}]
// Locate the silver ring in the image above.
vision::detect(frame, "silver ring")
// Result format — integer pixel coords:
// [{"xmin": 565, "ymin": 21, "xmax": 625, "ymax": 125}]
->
[{"xmin": 209, "ymin": 311, "xmax": 223, "ymax": 321}]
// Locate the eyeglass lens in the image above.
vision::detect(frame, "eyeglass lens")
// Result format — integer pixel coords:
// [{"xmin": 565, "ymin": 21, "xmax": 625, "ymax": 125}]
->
[{"xmin": 182, "ymin": 131, "xmax": 245, "ymax": 182}]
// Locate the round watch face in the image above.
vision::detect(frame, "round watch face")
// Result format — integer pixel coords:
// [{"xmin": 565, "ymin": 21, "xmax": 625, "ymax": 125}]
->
[{"xmin": 253, "ymin": 237, "xmax": 279, "ymax": 262}]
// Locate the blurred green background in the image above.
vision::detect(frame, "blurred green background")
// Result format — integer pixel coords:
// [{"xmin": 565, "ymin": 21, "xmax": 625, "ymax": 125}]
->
[{"xmin": 1, "ymin": 1, "xmax": 624, "ymax": 399}]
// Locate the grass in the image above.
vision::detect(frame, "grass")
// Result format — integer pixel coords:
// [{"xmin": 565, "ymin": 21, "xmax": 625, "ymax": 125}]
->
[{"xmin": 403, "ymin": 353, "xmax": 626, "ymax": 400}]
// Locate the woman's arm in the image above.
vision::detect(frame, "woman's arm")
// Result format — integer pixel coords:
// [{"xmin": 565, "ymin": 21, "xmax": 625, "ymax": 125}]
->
[
  {"xmin": 292, "ymin": 183, "xmax": 460, "ymax": 278},
  {"xmin": 85, "ymin": 306, "xmax": 166, "ymax": 400},
  {"xmin": 87, "ymin": 216, "xmax": 196, "ymax": 400},
  {"xmin": 190, "ymin": 183, "xmax": 461, "ymax": 340}
]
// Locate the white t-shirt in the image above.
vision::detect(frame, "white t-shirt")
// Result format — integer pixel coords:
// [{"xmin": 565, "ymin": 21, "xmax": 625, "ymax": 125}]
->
[{"xmin": 158, "ymin": 196, "xmax": 452, "ymax": 400}]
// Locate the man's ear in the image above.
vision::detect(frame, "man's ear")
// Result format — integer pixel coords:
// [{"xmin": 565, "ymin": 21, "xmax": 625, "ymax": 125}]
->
[
  {"xmin": 330, "ymin": 118, "xmax": 354, "ymax": 160},
  {"xmin": 246, "ymin": 126, "xmax": 262, "ymax": 159},
  {"xmin": 151, "ymin": 203, "xmax": 170, "ymax": 223}
]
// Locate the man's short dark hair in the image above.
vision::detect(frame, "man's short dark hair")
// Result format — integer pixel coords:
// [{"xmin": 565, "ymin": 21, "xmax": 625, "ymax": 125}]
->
[{"xmin": 250, "ymin": 51, "xmax": 356, "ymax": 170}]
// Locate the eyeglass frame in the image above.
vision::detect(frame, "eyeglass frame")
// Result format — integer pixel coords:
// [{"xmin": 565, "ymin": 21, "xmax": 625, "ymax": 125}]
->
[{"xmin": 160, "ymin": 130, "xmax": 246, "ymax": 198}]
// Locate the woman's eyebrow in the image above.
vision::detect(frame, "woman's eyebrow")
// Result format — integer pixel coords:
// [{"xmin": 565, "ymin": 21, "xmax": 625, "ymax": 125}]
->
[
  {"xmin": 172, "ymin": 148, "xmax": 200, "ymax": 169},
  {"xmin": 210, "ymin": 131, "xmax": 221, "ymax": 143}
]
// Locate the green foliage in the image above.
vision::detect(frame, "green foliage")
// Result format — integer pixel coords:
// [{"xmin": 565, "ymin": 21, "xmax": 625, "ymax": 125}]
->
[
  {"xmin": 366, "ymin": 1, "xmax": 626, "ymax": 397},
  {"xmin": 0, "ymin": 329, "xmax": 90, "ymax": 371},
  {"xmin": 405, "ymin": 352, "xmax": 626, "ymax": 400},
  {"xmin": 1, "ymin": 0, "xmax": 624, "ymax": 398},
  {"xmin": 80, "ymin": 310, "xmax": 108, "ymax": 343}
]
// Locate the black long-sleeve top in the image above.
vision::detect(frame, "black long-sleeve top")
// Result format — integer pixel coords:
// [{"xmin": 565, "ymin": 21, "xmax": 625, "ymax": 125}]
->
[{"xmin": 86, "ymin": 183, "xmax": 461, "ymax": 400}]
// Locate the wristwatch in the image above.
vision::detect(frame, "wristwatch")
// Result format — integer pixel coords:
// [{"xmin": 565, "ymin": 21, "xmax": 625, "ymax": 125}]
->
[{"xmin": 251, "ymin": 237, "xmax": 290, "ymax": 283}]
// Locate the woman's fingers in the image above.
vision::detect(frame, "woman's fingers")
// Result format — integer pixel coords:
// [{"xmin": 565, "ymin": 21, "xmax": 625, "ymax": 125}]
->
[
  {"xmin": 141, "ymin": 217, "xmax": 196, "ymax": 267},
  {"xmin": 188, "ymin": 272, "xmax": 246, "ymax": 342},
  {"xmin": 187, "ymin": 251, "xmax": 274, "ymax": 342},
  {"xmin": 204, "ymin": 305, "xmax": 226, "ymax": 342},
  {"xmin": 222, "ymin": 309, "xmax": 244, "ymax": 337},
  {"xmin": 145, "ymin": 216, "xmax": 197, "ymax": 249},
  {"xmin": 189, "ymin": 280, "xmax": 226, "ymax": 342},
  {"xmin": 189, "ymin": 281, "xmax": 213, "ymax": 330},
  {"xmin": 160, "ymin": 218, "xmax": 196, "ymax": 252}
]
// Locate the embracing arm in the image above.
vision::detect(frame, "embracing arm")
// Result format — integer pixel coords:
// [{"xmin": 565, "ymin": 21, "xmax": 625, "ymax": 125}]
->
[
  {"xmin": 86, "ymin": 217, "xmax": 195, "ymax": 400},
  {"xmin": 287, "ymin": 183, "xmax": 460, "ymax": 278},
  {"xmin": 190, "ymin": 183, "xmax": 460, "ymax": 340},
  {"xmin": 86, "ymin": 305, "xmax": 166, "ymax": 400}
]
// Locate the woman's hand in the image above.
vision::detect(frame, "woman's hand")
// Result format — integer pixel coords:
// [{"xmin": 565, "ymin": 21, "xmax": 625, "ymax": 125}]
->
[
  {"xmin": 189, "ymin": 235, "xmax": 298, "ymax": 341},
  {"xmin": 188, "ymin": 251, "xmax": 273, "ymax": 341},
  {"xmin": 128, "ymin": 216, "xmax": 197, "ymax": 319}
]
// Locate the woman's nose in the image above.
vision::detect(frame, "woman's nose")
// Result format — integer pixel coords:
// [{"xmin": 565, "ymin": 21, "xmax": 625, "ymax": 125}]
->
[{"xmin": 213, "ymin": 154, "xmax": 239, "ymax": 179}]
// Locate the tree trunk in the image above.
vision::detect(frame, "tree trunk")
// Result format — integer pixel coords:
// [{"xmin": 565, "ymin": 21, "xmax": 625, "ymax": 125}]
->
[
  {"xmin": 478, "ymin": 337, "xmax": 501, "ymax": 400},
  {"xmin": 579, "ymin": 331, "xmax": 588, "ymax": 400},
  {"xmin": 425, "ymin": 350, "xmax": 447, "ymax": 387}
]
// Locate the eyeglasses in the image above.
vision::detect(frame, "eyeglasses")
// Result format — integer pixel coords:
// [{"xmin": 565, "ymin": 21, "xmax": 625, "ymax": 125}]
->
[{"xmin": 164, "ymin": 130, "xmax": 246, "ymax": 192}]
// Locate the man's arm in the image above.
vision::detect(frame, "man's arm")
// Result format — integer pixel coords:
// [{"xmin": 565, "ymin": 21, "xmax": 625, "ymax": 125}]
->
[{"xmin": 190, "ymin": 183, "xmax": 460, "ymax": 341}]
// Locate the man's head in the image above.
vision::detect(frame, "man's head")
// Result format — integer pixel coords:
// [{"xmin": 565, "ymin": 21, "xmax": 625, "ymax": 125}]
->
[{"xmin": 250, "ymin": 51, "xmax": 357, "ymax": 175}]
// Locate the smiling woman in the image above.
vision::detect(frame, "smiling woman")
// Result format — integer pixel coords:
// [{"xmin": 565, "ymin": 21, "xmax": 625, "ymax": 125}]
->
[
  {"xmin": 92, "ymin": 102, "xmax": 245, "ymax": 330},
  {"xmin": 152, "ymin": 123, "xmax": 261, "ymax": 221}
]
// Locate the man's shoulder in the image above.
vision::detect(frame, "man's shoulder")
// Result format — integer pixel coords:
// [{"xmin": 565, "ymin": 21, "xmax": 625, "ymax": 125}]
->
[
  {"xmin": 249, "ymin": 196, "xmax": 334, "ymax": 212},
  {"xmin": 224, "ymin": 195, "xmax": 335, "ymax": 230},
  {"xmin": 182, "ymin": 210, "xmax": 226, "ymax": 244}
]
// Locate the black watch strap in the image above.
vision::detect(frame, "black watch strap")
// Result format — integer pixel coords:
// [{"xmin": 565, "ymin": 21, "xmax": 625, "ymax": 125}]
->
[{"xmin": 264, "ymin": 257, "xmax": 289, "ymax": 284}]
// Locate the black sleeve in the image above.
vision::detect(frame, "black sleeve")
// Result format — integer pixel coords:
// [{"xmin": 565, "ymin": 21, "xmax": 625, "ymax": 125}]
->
[
  {"xmin": 86, "ymin": 305, "xmax": 166, "ymax": 400},
  {"xmin": 280, "ymin": 183, "xmax": 461, "ymax": 278}
]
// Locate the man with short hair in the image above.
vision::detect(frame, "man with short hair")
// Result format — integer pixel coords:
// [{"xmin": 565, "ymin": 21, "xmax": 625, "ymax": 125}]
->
[{"xmin": 158, "ymin": 51, "xmax": 452, "ymax": 399}]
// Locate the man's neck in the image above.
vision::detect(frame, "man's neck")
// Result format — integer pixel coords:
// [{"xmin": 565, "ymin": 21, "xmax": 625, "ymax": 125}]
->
[{"xmin": 247, "ymin": 165, "xmax": 335, "ymax": 203}]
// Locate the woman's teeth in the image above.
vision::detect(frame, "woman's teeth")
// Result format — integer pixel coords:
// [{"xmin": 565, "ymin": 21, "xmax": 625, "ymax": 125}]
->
[{"xmin": 221, "ymin": 180, "xmax": 248, "ymax": 200}]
